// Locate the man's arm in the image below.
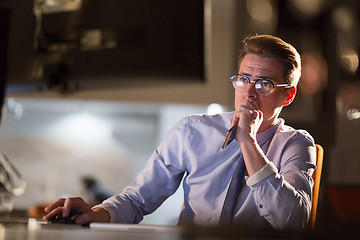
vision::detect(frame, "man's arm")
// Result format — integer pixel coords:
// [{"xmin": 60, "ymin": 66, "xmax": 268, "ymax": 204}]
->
[
  {"xmin": 247, "ymin": 139, "xmax": 316, "ymax": 230},
  {"xmin": 95, "ymin": 117, "xmax": 189, "ymax": 223},
  {"xmin": 232, "ymin": 100, "xmax": 316, "ymax": 230}
]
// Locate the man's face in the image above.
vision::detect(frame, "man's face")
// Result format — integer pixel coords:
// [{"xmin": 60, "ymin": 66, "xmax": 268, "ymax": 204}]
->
[{"xmin": 235, "ymin": 53, "xmax": 292, "ymax": 131}]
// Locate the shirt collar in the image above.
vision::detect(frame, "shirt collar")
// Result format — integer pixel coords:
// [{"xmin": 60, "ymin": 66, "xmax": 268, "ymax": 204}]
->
[{"xmin": 256, "ymin": 119, "xmax": 280, "ymax": 147}]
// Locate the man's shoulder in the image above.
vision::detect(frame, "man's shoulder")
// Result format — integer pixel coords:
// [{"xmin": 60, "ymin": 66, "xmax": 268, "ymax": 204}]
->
[
  {"xmin": 186, "ymin": 111, "xmax": 234, "ymax": 121},
  {"xmin": 276, "ymin": 119, "xmax": 315, "ymax": 145},
  {"xmin": 186, "ymin": 112, "xmax": 233, "ymax": 126}
]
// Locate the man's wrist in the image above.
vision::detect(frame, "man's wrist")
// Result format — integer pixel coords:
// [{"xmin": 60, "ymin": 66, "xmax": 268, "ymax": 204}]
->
[
  {"xmin": 91, "ymin": 206, "xmax": 111, "ymax": 223},
  {"xmin": 239, "ymin": 134, "xmax": 257, "ymax": 147},
  {"xmin": 246, "ymin": 162, "xmax": 277, "ymax": 187}
]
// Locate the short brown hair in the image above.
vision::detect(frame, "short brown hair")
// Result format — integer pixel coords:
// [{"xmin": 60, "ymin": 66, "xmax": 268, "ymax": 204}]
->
[{"xmin": 238, "ymin": 34, "xmax": 301, "ymax": 87}]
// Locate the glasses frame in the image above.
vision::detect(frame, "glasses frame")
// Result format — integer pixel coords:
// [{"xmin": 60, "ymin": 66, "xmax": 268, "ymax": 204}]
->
[{"xmin": 230, "ymin": 74, "xmax": 292, "ymax": 96}]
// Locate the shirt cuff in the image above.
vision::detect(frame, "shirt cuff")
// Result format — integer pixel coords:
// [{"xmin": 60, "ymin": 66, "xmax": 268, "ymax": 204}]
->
[
  {"xmin": 91, "ymin": 204, "xmax": 115, "ymax": 223},
  {"xmin": 246, "ymin": 162, "xmax": 277, "ymax": 187}
]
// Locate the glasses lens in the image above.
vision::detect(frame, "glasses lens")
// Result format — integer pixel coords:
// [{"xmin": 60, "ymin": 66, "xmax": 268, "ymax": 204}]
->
[
  {"xmin": 232, "ymin": 76, "xmax": 249, "ymax": 89},
  {"xmin": 256, "ymin": 79, "xmax": 274, "ymax": 95}
]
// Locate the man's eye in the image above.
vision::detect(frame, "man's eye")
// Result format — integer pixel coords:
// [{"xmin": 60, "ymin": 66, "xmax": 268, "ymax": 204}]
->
[
  {"xmin": 260, "ymin": 80, "xmax": 273, "ymax": 88},
  {"xmin": 235, "ymin": 81, "xmax": 245, "ymax": 87}
]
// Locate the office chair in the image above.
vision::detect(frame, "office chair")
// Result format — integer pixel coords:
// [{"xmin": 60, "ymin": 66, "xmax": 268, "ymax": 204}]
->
[{"xmin": 307, "ymin": 144, "xmax": 324, "ymax": 230}]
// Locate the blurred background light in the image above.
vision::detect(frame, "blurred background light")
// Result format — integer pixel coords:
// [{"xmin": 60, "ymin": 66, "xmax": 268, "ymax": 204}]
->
[
  {"xmin": 246, "ymin": 0, "xmax": 273, "ymax": 23},
  {"xmin": 246, "ymin": 0, "xmax": 277, "ymax": 33},
  {"xmin": 347, "ymin": 109, "xmax": 360, "ymax": 120},
  {"xmin": 339, "ymin": 81, "xmax": 360, "ymax": 121},
  {"xmin": 332, "ymin": 6, "xmax": 355, "ymax": 33},
  {"xmin": 34, "ymin": 0, "xmax": 82, "ymax": 14},
  {"xmin": 291, "ymin": 0, "xmax": 324, "ymax": 17},
  {"xmin": 6, "ymin": 98, "xmax": 23, "ymax": 119},
  {"xmin": 340, "ymin": 42, "xmax": 359, "ymax": 74},
  {"xmin": 50, "ymin": 112, "xmax": 112, "ymax": 141},
  {"xmin": 340, "ymin": 82, "xmax": 359, "ymax": 110},
  {"xmin": 299, "ymin": 53, "xmax": 328, "ymax": 95},
  {"xmin": 207, "ymin": 103, "xmax": 225, "ymax": 115}
]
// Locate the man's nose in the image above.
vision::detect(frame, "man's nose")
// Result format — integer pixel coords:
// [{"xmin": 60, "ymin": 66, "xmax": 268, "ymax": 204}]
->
[{"xmin": 245, "ymin": 82, "xmax": 258, "ymax": 96}]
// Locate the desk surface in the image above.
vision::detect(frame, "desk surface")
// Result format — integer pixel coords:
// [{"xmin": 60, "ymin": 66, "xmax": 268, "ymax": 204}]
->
[
  {"xmin": 0, "ymin": 218, "xmax": 337, "ymax": 240},
  {"xmin": 0, "ymin": 219, "xmax": 181, "ymax": 240}
]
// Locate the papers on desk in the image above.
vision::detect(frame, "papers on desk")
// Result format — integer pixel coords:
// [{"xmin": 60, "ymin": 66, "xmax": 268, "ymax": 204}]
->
[{"xmin": 90, "ymin": 223, "xmax": 179, "ymax": 233}]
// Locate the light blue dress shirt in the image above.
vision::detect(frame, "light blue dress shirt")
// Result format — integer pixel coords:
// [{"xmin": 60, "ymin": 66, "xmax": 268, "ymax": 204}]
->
[{"xmin": 97, "ymin": 112, "xmax": 316, "ymax": 231}]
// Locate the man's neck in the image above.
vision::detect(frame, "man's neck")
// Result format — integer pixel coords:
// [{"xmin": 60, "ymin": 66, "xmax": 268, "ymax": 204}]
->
[{"xmin": 258, "ymin": 118, "xmax": 279, "ymax": 133}]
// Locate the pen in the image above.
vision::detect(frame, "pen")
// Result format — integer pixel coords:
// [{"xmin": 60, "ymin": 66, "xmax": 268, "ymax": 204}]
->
[{"xmin": 221, "ymin": 124, "xmax": 237, "ymax": 149}]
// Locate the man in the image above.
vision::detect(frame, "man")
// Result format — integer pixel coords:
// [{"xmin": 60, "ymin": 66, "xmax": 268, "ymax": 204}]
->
[{"xmin": 43, "ymin": 35, "xmax": 316, "ymax": 231}]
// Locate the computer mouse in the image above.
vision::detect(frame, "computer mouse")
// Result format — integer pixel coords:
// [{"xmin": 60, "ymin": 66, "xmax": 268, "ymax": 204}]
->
[{"xmin": 49, "ymin": 211, "xmax": 80, "ymax": 224}]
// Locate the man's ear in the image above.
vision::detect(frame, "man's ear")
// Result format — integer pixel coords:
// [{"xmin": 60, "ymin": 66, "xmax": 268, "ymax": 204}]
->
[{"xmin": 282, "ymin": 87, "xmax": 296, "ymax": 106}]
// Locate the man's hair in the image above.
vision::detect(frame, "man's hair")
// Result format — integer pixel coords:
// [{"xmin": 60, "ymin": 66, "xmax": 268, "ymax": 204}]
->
[{"xmin": 238, "ymin": 34, "xmax": 301, "ymax": 87}]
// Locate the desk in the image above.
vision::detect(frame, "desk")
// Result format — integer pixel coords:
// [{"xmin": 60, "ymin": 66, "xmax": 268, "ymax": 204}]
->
[
  {"xmin": 1, "ymin": 218, "xmax": 352, "ymax": 240},
  {"xmin": 0, "ymin": 220, "xmax": 181, "ymax": 240}
]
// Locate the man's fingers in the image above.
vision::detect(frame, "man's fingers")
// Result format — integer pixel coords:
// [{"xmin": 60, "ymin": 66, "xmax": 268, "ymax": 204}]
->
[
  {"xmin": 239, "ymin": 104, "xmax": 255, "ymax": 114},
  {"xmin": 244, "ymin": 99, "xmax": 259, "ymax": 110},
  {"xmin": 63, "ymin": 198, "xmax": 73, "ymax": 217},
  {"xmin": 42, "ymin": 206, "xmax": 64, "ymax": 221},
  {"xmin": 232, "ymin": 114, "xmax": 239, "ymax": 126},
  {"xmin": 43, "ymin": 197, "xmax": 91, "ymax": 222},
  {"xmin": 232, "ymin": 106, "xmax": 252, "ymax": 127},
  {"xmin": 63, "ymin": 197, "xmax": 91, "ymax": 216},
  {"xmin": 44, "ymin": 198, "xmax": 65, "ymax": 213},
  {"xmin": 43, "ymin": 198, "xmax": 67, "ymax": 221}
]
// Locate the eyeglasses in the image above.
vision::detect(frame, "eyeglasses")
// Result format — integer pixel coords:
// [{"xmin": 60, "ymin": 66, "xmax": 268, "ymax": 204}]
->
[{"xmin": 230, "ymin": 75, "xmax": 292, "ymax": 96}]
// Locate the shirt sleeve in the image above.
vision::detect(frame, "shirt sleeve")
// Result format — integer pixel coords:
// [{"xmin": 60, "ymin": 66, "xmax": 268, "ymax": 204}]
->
[
  {"xmin": 95, "ymin": 117, "xmax": 188, "ymax": 223},
  {"xmin": 248, "ymin": 133, "xmax": 317, "ymax": 231},
  {"xmin": 246, "ymin": 162, "xmax": 278, "ymax": 187}
]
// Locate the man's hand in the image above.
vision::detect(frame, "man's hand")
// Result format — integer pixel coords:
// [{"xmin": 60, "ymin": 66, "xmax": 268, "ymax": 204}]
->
[
  {"xmin": 43, "ymin": 197, "xmax": 110, "ymax": 225},
  {"xmin": 231, "ymin": 100, "xmax": 269, "ymax": 176},
  {"xmin": 232, "ymin": 100, "xmax": 263, "ymax": 143}
]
